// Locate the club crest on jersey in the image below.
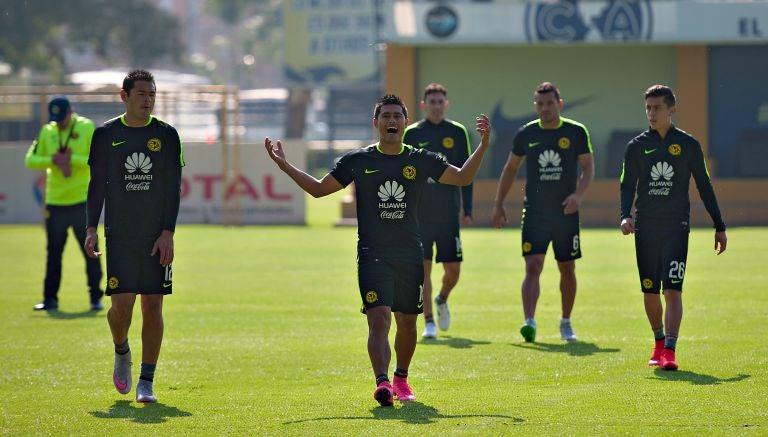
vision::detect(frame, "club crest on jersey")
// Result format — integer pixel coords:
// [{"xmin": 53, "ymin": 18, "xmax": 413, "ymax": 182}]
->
[
  {"xmin": 668, "ymin": 144, "xmax": 681, "ymax": 156},
  {"xmin": 108, "ymin": 276, "xmax": 120, "ymax": 290},
  {"xmin": 523, "ymin": 242, "xmax": 532, "ymax": 253},
  {"xmin": 402, "ymin": 165, "xmax": 416, "ymax": 180},
  {"xmin": 365, "ymin": 291, "xmax": 378, "ymax": 303},
  {"xmin": 642, "ymin": 278, "xmax": 653, "ymax": 289},
  {"xmin": 558, "ymin": 137, "xmax": 570, "ymax": 149},
  {"xmin": 442, "ymin": 137, "xmax": 454, "ymax": 149},
  {"xmin": 147, "ymin": 138, "xmax": 162, "ymax": 152}
]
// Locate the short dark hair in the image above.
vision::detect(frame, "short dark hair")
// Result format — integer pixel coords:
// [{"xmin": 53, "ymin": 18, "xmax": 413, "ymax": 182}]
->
[
  {"xmin": 644, "ymin": 84, "xmax": 676, "ymax": 107},
  {"xmin": 535, "ymin": 82, "xmax": 560, "ymax": 101},
  {"xmin": 423, "ymin": 83, "xmax": 447, "ymax": 100},
  {"xmin": 122, "ymin": 69, "xmax": 155, "ymax": 95},
  {"xmin": 374, "ymin": 94, "xmax": 408, "ymax": 119}
]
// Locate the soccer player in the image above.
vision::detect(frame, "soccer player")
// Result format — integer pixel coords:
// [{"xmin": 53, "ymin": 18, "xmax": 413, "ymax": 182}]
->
[
  {"xmin": 24, "ymin": 95, "xmax": 104, "ymax": 311},
  {"xmin": 84, "ymin": 69, "xmax": 185, "ymax": 402},
  {"xmin": 492, "ymin": 82, "xmax": 594, "ymax": 343},
  {"xmin": 403, "ymin": 83, "xmax": 473, "ymax": 339},
  {"xmin": 620, "ymin": 84, "xmax": 727, "ymax": 371},
  {"xmin": 265, "ymin": 94, "xmax": 490, "ymax": 406}
]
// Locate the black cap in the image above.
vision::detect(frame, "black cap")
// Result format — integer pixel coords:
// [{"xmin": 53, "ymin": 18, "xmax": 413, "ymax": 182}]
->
[{"xmin": 48, "ymin": 96, "xmax": 71, "ymax": 122}]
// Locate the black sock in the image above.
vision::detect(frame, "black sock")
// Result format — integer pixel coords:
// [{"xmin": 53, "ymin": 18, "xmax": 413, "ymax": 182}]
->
[
  {"xmin": 115, "ymin": 340, "xmax": 130, "ymax": 355},
  {"xmin": 653, "ymin": 327, "xmax": 665, "ymax": 341},
  {"xmin": 376, "ymin": 374, "xmax": 389, "ymax": 387},
  {"xmin": 394, "ymin": 368, "xmax": 408, "ymax": 378},
  {"xmin": 424, "ymin": 315, "xmax": 434, "ymax": 323},
  {"xmin": 140, "ymin": 363, "xmax": 156, "ymax": 383},
  {"xmin": 375, "ymin": 374, "xmax": 389, "ymax": 385},
  {"xmin": 664, "ymin": 336, "xmax": 677, "ymax": 351},
  {"xmin": 435, "ymin": 295, "xmax": 446, "ymax": 304}
]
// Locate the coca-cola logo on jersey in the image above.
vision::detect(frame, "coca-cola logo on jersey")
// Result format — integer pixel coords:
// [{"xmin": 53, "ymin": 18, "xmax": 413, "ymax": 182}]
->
[
  {"xmin": 126, "ymin": 181, "xmax": 151, "ymax": 191},
  {"xmin": 380, "ymin": 210, "xmax": 405, "ymax": 220}
]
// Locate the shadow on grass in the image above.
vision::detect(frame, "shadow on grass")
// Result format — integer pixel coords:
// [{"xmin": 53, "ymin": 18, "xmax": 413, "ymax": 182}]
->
[
  {"xmin": 419, "ymin": 335, "xmax": 491, "ymax": 349},
  {"xmin": 284, "ymin": 401, "xmax": 523, "ymax": 425},
  {"xmin": 511, "ymin": 341, "xmax": 620, "ymax": 357},
  {"xmin": 649, "ymin": 369, "xmax": 751, "ymax": 386},
  {"xmin": 42, "ymin": 309, "xmax": 103, "ymax": 320},
  {"xmin": 90, "ymin": 400, "xmax": 192, "ymax": 424}
]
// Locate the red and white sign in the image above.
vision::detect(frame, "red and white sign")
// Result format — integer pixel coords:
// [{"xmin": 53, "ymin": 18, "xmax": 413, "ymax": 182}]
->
[
  {"xmin": 176, "ymin": 142, "xmax": 306, "ymax": 224},
  {"xmin": 0, "ymin": 141, "xmax": 306, "ymax": 225}
]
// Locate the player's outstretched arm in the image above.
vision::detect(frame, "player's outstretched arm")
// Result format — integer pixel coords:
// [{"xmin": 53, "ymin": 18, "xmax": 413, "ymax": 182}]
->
[
  {"xmin": 438, "ymin": 114, "xmax": 491, "ymax": 186},
  {"xmin": 264, "ymin": 137, "xmax": 342, "ymax": 198}
]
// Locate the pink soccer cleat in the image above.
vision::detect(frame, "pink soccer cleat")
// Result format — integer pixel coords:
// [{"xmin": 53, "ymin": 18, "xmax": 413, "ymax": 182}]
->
[
  {"xmin": 659, "ymin": 348, "xmax": 679, "ymax": 371},
  {"xmin": 392, "ymin": 376, "xmax": 416, "ymax": 402},
  {"xmin": 373, "ymin": 381, "xmax": 394, "ymax": 407},
  {"xmin": 648, "ymin": 339, "xmax": 664, "ymax": 367}
]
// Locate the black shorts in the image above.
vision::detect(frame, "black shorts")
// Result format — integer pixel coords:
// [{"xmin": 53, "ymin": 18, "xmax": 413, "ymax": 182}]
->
[
  {"xmin": 635, "ymin": 225, "xmax": 689, "ymax": 293},
  {"xmin": 521, "ymin": 209, "xmax": 581, "ymax": 261},
  {"xmin": 420, "ymin": 220, "xmax": 463, "ymax": 263},
  {"xmin": 358, "ymin": 249, "xmax": 424, "ymax": 314},
  {"xmin": 106, "ymin": 238, "xmax": 172, "ymax": 295}
]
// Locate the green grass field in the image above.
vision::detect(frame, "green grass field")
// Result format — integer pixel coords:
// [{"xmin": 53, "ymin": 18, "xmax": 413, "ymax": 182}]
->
[{"xmin": 1, "ymin": 193, "xmax": 766, "ymax": 435}]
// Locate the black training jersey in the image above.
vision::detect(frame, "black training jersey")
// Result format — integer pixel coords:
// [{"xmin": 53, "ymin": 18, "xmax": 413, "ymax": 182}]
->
[
  {"xmin": 512, "ymin": 117, "xmax": 593, "ymax": 213},
  {"xmin": 403, "ymin": 119, "xmax": 472, "ymax": 221},
  {"xmin": 620, "ymin": 125, "xmax": 725, "ymax": 230},
  {"xmin": 331, "ymin": 143, "xmax": 449, "ymax": 260},
  {"xmin": 87, "ymin": 115, "xmax": 185, "ymax": 239}
]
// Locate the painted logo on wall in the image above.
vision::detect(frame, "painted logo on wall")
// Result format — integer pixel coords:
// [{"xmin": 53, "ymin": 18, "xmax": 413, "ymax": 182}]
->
[
  {"xmin": 524, "ymin": 0, "xmax": 653, "ymax": 43},
  {"xmin": 425, "ymin": 5, "xmax": 459, "ymax": 38}
]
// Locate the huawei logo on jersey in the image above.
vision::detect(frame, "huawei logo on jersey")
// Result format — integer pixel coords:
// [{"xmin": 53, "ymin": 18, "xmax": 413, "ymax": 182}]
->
[
  {"xmin": 650, "ymin": 162, "xmax": 674, "ymax": 181},
  {"xmin": 125, "ymin": 152, "xmax": 152, "ymax": 174},
  {"xmin": 538, "ymin": 150, "xmax": 561, "ymax": 167},
  {"xmin": 378, "ymin": 181, "xmax": 405, "ymax": 202}
]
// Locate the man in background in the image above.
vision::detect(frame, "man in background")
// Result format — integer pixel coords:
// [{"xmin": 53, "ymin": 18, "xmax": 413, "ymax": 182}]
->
[
  {"xmin": 492, "ymin": 82, "xmax": 594, "ymax": 343},
  {"xmin": 620, "ymin": 84, "xmax": 727, "ymax": 370},
  {"xmin": 403, "ymin": 83, "xmax": 473, "ymax": 339},
  {"xmin": 25, "ymin": 96, "xmax": 103, "ymax": 311}
]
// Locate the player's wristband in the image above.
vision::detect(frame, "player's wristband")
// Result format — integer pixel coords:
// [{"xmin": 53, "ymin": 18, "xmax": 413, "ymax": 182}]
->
[{"xmin": 714, "ymin": 223, "xmax": 726, "ymax": 232}]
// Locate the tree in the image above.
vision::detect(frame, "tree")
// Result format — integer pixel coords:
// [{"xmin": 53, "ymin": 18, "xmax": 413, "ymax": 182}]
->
[{"xmin": 0, "ymin": 0, "xmax": 183, "ymax": 83}]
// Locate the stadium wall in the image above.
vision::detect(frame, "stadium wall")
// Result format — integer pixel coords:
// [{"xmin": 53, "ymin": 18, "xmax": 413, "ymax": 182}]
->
[{"xmin": 380, "ymin": 2, "xmax": 768, "ymax": 226}]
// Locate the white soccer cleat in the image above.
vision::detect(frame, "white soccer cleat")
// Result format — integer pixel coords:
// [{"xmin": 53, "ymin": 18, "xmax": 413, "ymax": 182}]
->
[
  {"xmin": 560, "ymin": 319, "xmax": 578, "ymax": 342},
  {"xmin": 136, "ymin": 380, "xmax": 157, "ymax": 403},
  {"xmin": 113, "ymin": 351, "xmax": 132, "ymax": 395},
  {"xmin": 435, "ymin": 296, "xmax": 451, "ymax": 331},
  {"xmin": 422, "ymin": 321, "xmax": 437, "ymax": 339}
]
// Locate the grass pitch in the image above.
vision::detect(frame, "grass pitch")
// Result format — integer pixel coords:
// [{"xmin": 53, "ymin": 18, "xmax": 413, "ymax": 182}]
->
[{"xmin": 1, "ymin": 192, "xmax": 766, "ymax": 435}]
